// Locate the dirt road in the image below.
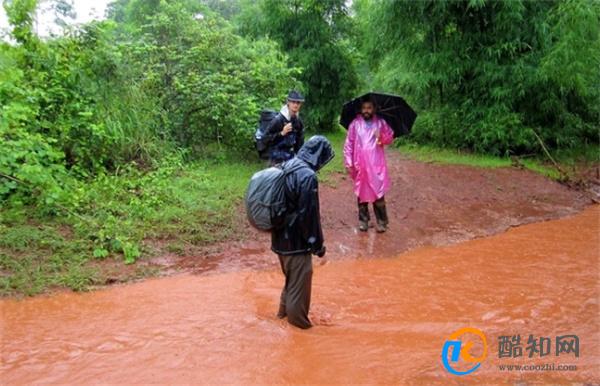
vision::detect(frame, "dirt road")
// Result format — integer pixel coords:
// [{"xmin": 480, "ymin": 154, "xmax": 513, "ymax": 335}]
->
[{"xmin": 160, "ymin": 151, "xmax": 592, "ymax": 276}]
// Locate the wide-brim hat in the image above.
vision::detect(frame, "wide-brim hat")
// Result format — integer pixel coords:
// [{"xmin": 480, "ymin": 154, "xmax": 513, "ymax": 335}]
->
[{"xmin": 287, "ymin": 90, "xmax": 305, "ymax": 102}]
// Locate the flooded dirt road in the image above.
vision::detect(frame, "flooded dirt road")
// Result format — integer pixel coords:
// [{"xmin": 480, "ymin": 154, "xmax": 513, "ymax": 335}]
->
[{"xmin": 1, "ymin": 206, "xmax": 598, "ymax": 385}]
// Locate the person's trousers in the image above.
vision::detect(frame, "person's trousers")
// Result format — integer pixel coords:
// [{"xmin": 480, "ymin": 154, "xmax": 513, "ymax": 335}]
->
[
  {"xmin": 358, "ymin": 196, "xmax": 388, "ymax": 225},
  {"xmin": 277, "ymin": 253, "xmax": 313, "ymax": 329}
]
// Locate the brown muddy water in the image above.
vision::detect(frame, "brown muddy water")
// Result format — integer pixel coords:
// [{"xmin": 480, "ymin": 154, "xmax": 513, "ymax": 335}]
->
[{"xmin": 1, "ymin": 206, "xmax": 599, "ymax": 385}]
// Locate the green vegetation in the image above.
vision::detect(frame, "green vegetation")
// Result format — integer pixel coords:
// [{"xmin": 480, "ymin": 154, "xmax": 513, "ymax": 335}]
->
[
  {"xmin": 319, "ymin": 128, "xmax": 347, "ymax": 181},
  {"xmin": 236, "ymin": 0, "xmax": 359, "ymax": 132},
  {"xmin": 354, "ymin": 0, "xmax": 599, "ymax": 155},
  {"xmin": 0, "ymin": 157, "xmax": 263, "ymax": 296},
  {"xmin": 0, "ymin": 127, "xmax": 345, "ymax": 296},
  {"xmin": 397, "ymin": 143, "xmax": 561, "ymax": 179},
  {"xmin": 1, "ymin": 0, "xmax": 295, "ymax": 296},
  {"xmin": 1, "ymin": 0, "xmax": 598, "ymax": 296}
]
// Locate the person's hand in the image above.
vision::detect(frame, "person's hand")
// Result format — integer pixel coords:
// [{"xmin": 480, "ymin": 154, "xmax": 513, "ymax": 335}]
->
[
  {"xmin": 347, "ymin": 165, "xmax": 357, "ymax": 179},
  {"xmin": 316, "ymin": 246, "xmax": 326, "ymax": 258},
  {"xmin": 281, "ymin": 123, "xmax": 293, "ymax": 136},
  {"xmin": 375, "ymin": 128, "xmax": 382, "ymax": 145}
]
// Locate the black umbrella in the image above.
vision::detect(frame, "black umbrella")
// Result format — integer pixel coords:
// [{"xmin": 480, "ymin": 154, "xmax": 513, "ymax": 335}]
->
[{"xmin": 340, "ymin": 92, "xmax": 417, "ymax": 137}]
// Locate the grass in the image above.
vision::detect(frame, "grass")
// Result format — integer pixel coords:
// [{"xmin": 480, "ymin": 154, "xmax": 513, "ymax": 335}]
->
[
  {"xmin": 551, "ymin": 144, "xmax": 599, "ymax": 165},
  {"xmin": 0, "ymin": 156, "xmax": 263, "ymax": 297},
  {"xmin": 317, "ymin": 128, "xmax": 348, "ymax": 186},
  {"xmin": 397, "ymin": 143, "xmax": 511, "ymax": 167},
  {"xmin": 396, "ymin": 143, "xmax": 564, "ymax": 179}
]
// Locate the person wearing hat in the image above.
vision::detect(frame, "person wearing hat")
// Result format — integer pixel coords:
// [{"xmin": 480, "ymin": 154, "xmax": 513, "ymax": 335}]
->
[{"xmin": 263, "ymin": 90, "xmax": 306, "ymax": 165}]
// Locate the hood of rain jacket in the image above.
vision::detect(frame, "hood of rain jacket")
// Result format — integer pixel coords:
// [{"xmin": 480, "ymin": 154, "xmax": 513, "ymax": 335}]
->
[{"xmin": 297, "ymin": 135, "xmax": 334, "ymax": 171}]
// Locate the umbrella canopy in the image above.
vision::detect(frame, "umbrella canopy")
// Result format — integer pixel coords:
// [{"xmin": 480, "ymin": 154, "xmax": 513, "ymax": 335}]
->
[{"xmin": 340, "ymin": 92, "xmax": 417, "ymax": 137}]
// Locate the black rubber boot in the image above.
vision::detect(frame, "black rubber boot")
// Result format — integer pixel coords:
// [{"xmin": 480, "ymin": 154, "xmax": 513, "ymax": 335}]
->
[
  {"xmin": 373, "ymin": 197, "xmax": 388, "ymax": 233},
  {"xmin": 358, "ymin": 200, "xmax": 370, "ymax": 231}
]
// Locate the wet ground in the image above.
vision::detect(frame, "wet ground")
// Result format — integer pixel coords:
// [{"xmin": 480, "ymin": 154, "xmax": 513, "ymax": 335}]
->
[
  {"xmin": 162, "ymin": 152, "xmax": 593, "ymax": 276},
  {"xmin": 1, "ymin": 205, "xmax": 598, "ymax": 384}
]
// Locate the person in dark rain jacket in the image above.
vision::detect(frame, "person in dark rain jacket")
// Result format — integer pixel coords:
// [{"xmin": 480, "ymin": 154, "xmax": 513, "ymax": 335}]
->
[
  {"xmin": 263, "ymin": 90, "xmax": 305, "ymax": 165},
  {"xmin": 272, "ymin": 135, "xmax": 334, "ymax": 329}
]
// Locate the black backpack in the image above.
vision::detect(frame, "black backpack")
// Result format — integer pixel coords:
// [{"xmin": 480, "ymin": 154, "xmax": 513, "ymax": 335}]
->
[
  {"xmin": 245, "ymin": 162, "xmax": 300, "ymax": 231},
  {"xmin": 254, "ymin": 109, "xmax": 280, "ymax": 160}
]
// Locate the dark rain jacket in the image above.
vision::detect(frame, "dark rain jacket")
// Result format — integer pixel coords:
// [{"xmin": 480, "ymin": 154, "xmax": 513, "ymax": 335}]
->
[
  {"xmin": 271, "ymin": 136, "xmax": 334, "ymax": 256},
  {"xmin": 263, "ymin": 109, "xmax": 305, "ymax": 164}
]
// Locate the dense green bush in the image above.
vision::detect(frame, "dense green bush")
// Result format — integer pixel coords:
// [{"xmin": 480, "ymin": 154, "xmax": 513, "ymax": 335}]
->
[
  {"xmin": 0, "ymin": 0, "xmax": 298, "ymax": 273},
  {"xmin": 116, "ymin": 0, "xmax": 297, "ymax": 151},
  {"xmin": 354, "ymin": 0, "xmax": 600, "ymax": 155},
  {"xmin": 1, "ymin": 0, "xmax": 296, "ymax": 208}
]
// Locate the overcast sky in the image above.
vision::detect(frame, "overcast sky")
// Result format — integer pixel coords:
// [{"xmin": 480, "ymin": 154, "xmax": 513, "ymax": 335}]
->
[{"xmin": 1, "ymin": 0, "xmax": 111, "ymax": 37}]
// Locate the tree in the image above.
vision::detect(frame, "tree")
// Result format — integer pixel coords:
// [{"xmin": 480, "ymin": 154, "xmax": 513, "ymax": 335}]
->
[
  {"xmin": 3, "ymin": 0, "xmax": 38, "ymax": 46},
  {"xmin": 236, "ymin": 0, "xmax": 358, "ymax": 132},
  {"xmin": 108, "ymin": 0, "xmax": 297, "ymax": 151},
  {"xmin": 200, "ymin": 0, "xmax": 242, "ymax": 20},
  {"xmin": 356, "ymin": 0, "xmax": 599, "ymax": 154},
  {"xmin": 1, "ymin": 0, "xmax": 298, "ymax": 206}
]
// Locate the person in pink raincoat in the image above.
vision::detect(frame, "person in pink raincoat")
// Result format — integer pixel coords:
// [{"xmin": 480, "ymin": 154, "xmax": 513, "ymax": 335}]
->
[{"xmin": 343, "ymin": 98, "xmax": 394, "ymax": 232}]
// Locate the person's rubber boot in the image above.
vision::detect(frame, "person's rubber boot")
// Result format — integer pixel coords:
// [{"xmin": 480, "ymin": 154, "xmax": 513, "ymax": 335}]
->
[
  {"xmin": 374, "ymin": 198, "xmax": 388, "ymax": 233},
  {"xmin": 358, "ymin": 201, "xmax": 370, "ymax": 232}
]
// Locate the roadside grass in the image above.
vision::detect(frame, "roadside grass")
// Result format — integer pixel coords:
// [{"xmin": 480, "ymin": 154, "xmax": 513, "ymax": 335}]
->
[
  {"xmin": 1, "ymin": 129, "xmax": 593, "ymax": 297},
  {"xmin": 396, "ymin": 143, "xmax": 565, "ymax": 179},
  {"xmin": 318, "ymin": 128, "xmax": 347, "ymax": 186},
  {"xmin": 0, "ymin": 224, "xmax": 99, "ymax": 296},
  {"xmin": 0, "ymin": 156, "xmax": 263, "ymax": 297},
  {"xmin": 551, "ymin": 144, "xmax": 599, "ymax": 165}
]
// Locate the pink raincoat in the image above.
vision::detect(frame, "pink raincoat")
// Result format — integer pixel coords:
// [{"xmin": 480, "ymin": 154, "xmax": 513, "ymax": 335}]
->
[{"xmin": 343, "ymin": 115, "xmax": 394, "ymax": 203}]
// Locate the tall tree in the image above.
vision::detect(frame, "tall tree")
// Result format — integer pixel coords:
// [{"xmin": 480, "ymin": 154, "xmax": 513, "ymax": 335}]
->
[
  {"xmin": 356, "ymin": 0, "xmax": 599, "ymax": 154},
  {"xmin": 237, "ymin": 0, "xmax": 358, "ymax": 132}
]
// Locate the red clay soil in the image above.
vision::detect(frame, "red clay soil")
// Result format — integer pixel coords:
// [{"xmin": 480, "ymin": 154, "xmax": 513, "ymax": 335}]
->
[{"xmin": 142, "ymin": 151, "xmax": 594, "ymax": 277}]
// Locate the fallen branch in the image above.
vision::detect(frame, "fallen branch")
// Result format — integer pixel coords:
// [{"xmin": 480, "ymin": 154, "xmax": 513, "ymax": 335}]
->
[{"xmin": 530, "ymin": 128, "xmax": 570, "ymax": 181}]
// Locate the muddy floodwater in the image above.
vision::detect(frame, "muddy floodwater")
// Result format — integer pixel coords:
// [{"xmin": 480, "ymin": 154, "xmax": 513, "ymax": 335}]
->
[{"xmin": 1, "ymin": 206, "xmax": 599, "ymax": 385}]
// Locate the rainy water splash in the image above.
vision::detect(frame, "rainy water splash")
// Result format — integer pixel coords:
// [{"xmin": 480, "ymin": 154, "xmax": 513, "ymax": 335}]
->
[{"xmin": 1, "ymin": 206, "xmax": 598, "ymax": 384}]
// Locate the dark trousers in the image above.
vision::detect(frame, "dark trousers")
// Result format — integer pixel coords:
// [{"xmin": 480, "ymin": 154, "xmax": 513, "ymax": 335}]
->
[
  {"xmin": 277, "ymin": 253, "xmax": 313, "ymax": 329},
  {"xmin": 358, "ymin": 196, "xmax": 388, "ymax": 225}
]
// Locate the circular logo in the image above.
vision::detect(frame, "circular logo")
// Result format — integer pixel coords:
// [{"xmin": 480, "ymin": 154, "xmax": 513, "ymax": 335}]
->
[{"xmin": 442, "ymin": 327, "xmax": 488, "ymax": 376}]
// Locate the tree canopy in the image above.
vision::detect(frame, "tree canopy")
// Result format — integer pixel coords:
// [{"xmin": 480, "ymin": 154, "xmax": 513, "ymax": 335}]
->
[
  {"xmin": 354, "ymin": 0, "xmax": 600, "ymax": 154},
  {"xmin": 235, "ymin": 0, "xmax": 359, "ymax": 132}
]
